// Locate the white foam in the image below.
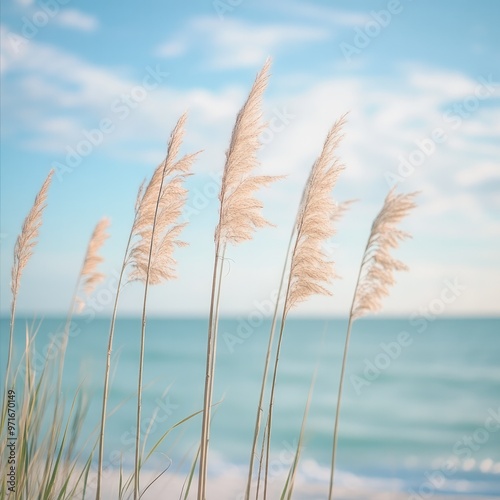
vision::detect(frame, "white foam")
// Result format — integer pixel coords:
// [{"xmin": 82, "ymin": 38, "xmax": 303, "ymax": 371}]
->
[{"xmin": 480, "ymin": 458, "xmax": 493, "ymax": 473}]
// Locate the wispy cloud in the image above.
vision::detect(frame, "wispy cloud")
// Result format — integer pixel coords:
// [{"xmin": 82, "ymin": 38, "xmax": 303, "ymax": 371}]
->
[
  {"xmin": 455, "ymin": 162, "xmax": 500, "ymax": 187},
  {"xmin": 156, "ymin": 16, "xmax": 328, "ymax": 68},
  {"xmin": 406, "ymin": 66, "xmax": 481, "ymax": 100},
  {"xmin": 2, "ymin": 13, "xmax": 499, "ymax": 315},
  {"xmin": 274, "ymin": 0, "xmax": 371, "ymax": 26},
  {"xmin": 55, "ymin": 9, "xmax": 99, "ymax": 32},
  {"xmin": 155, "ymin": 39, "xmax": 186, "ymax": 58},
  {"xmin": 0, "ymin": 28, "xmax": 245, "ymax": 161}
]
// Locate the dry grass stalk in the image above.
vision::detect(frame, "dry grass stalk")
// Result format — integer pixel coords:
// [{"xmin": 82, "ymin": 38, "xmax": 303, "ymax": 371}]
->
[
  {"xmin": 129, "ymin": 113, "xmax": 197, "ymax": 500},
  {"xmin": 282, "ymin": 364, "xmax": 318, "ymax": 500},
  {"xmin": 96, "ymin": 162, "xmax": 189, "ymax": 498},
  {"xmin": 0, "ymin": 324, "xmax": 92, "ymax": 499},
  {"xmin": 245, "ymin": 198, "xmax": 355, "ymax": 500},
  {"xmin": 198, "ymin": 58, "xmax": 279, "ymax": 500},
  {"xmin": 262, "ymin": 116, "xmax": 347, "ymax": 499},
  {"xmin": 4, "ymin": 169, "xmax": 53, "ymax": 396},
  {"xmin": 244, "ymin": 231, "xmax": 293, "ymax": 500},
  {"xmin": 46, "ymin": 217, "xmax": 111, "ymax": 495},
  {"xmin": 76, "ymin": 217, "xmax": 110, "ymax": 312},
  {"xmin": 96, "ymin": 176, "xmax": 149, "ymax": 498},
  {"xmin": 328, "ymin": 187, "xmax": 417, "ymax": 499}
]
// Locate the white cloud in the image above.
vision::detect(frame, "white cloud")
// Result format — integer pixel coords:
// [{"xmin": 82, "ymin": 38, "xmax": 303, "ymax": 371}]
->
[
  {"xmin": 458, "ymin": 108, "xmax": 500, "ymax": 139},
  {"xmin": 2, "ymin": 30, "xmax": 500, "ymax": 315},
  {"xmin": 206, "ymin": 19, "xmax": 327, "ymax": 68},
  {"xmin": 271, "ymin": 0, "xmax": 371, "ymax": 27},
  {"xmin": 0, "ymin": 28, "xmax": 246, "ymax": 159},
  {"xmin": 407, "ymin": 66, "xmax": 478, "ymax": 100},
  {"xmin": 155, "ymin": 39, "xmax": 186, "ymax": 58},
  {"xmin": 55, "ymin": 9, "xmax": 98, "ymax": 32},
  {"xmin": 455, "ymin": 162, "xmax": 500, "ymax": 187},
  {"xmin": 156, "ymin": 16, "xmax": 328, "ymax": 69}
]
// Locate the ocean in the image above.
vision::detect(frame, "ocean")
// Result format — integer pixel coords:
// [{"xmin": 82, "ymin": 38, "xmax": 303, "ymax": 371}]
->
[{"xmin": 1, "ymin": 316, "xmax": 499, "ymax": 498}]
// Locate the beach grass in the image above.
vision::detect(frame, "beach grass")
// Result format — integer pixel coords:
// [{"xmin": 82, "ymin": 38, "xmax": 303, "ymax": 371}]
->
[{"xmin": 0, "ymin": 62, "xmax": 417, "ymax": 500}]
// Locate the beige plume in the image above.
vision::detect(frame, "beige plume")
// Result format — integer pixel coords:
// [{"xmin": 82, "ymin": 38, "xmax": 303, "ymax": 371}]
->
[
  {"xmin": 216, "ymin": 58, "xmax": 280, "ymax": 245},
  {"xmin": 11, "ymin": 169, "xmax": 54, "ymax": 300},
  {"xmin": 76, "ymin": 217, "xmax": 110, "ymax": 312},
  {"xmin": 329, "ymin": 187, "xmax": 417, "ymax": 498},
  {"xmin": 331, "ymin": 199, "xmax": 356, "ymax": 226},
  {"xmin": 128, "ymin": 113, "xmax": 198, "ymax": 284},
  {"xmin": 285, "ymin": 115, "xmax": 347, "ymax": 313},
  {"xmin": 351, "ymin": 187, "xmax": 418, "ymax": 319}
]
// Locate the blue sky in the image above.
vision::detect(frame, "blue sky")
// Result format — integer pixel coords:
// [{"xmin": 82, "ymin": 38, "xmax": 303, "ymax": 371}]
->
[{"xmin": 1, "ymin": 0, "xmax": 499, "ymax": 317}]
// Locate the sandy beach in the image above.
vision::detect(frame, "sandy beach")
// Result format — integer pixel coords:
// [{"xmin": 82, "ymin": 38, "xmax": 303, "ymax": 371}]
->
[{"xmin": 91, "ymin": 467, "xmax": 495, "ymax": 500}]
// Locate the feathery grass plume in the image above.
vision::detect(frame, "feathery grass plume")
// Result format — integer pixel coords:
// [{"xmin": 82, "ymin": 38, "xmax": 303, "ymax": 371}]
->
[
  {"xmin": 3, "ymin": 169, "xmax": 53, "ymax": 403},
  {"xmin": 215, "ymin": 58, "xmax": 275, "ymax": 246},
  {"xmin": 10, "ymin": 170, "xmax": 54, "ymax": 301},
  {"xmin": 128, "ymin": 113, "xmax": 197, "ymax": 500},
  {"xmin": 328, "ymin": 187, "xmax": 417, "ymax": 499},
  {"xmin": 198, "ymin": 58, "xmax": 279, "ymax": 500},
  {"xmin": 351, "ymin": 188, "xmax": 416, "ymax": 318},
  {"xmin": 75, "ymin": 217, "xmax": 110, "ymax": 312},
  {"xmin": 285, "ymin": 119, "xmax": 346, "ymax": 311},
  {"xmin": 332, "ymin": 199, "xmax": 356, "ymax": 226},
  {"xmin": 261, "ymin": 116, "xmax": 346, "ymax": 499}
]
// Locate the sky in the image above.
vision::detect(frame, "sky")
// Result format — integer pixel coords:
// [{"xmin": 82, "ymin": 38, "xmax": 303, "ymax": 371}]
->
[{"xmin": 0, "ymin": 0, "xmax": 499, "ymax": 317}]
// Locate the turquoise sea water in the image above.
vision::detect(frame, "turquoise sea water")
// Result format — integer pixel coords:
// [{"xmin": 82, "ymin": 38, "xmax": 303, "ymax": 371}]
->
[{"xmin": 1, "ymin": 316, "xmax": 499, "ymax": 497}]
